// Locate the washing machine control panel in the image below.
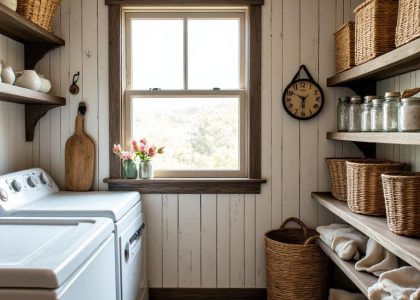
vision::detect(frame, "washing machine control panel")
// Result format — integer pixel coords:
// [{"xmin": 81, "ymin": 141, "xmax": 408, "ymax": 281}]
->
[{"xmin": 0, "ymin": 168, "xmax": 59, "ymax": 212}]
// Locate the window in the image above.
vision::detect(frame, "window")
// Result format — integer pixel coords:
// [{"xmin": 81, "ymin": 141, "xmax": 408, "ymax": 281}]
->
[{"xmin": 125, "ymin": 9, "xmax": 247, "ymax": 177}]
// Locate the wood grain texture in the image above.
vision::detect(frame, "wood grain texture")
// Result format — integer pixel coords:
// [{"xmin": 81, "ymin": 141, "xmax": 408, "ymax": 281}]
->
[
  {"xmin": 149, "ymin": 288, "xmax": 267, "ymax": 300},
  {"xmin": 104, "ymin": 178, "xmax": 266, "ymax": 194},
  {"xmin": 106, "ymin": 0, "xmax": 264, "ymax": 5},
  {"xmin": 313, "ymin": 192, "xmax": 420, "ymax": 271},
  {"xmin": 327, "ymin": 132, "xmax": 420, "ymax": 146},
  {"xmin": 65, "ymin": 114, "xmax": 95, "ymax": 191}
]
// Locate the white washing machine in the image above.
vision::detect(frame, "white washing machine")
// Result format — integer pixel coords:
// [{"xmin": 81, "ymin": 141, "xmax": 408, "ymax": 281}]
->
[
  {"xmin": 0, "ymin": 169, "xmax": 148, "ymax": 300},
  {"xmin": 0, "ymin": 216, "xmax": 116, "ymax": 300}
]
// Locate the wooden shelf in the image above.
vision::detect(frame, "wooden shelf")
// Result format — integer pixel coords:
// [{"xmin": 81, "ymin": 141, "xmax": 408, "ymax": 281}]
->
[
  {"xmin": 0, "ymin": 3, "xmax": 65, "ymax": 69},
  {"xmin": 317, "ymin": 239, "xmax": 376, "ymax": 297},
  {"xmin": 312, "ymin": 192, "xmax": 420, "ymax": 271},
  {"xmin": 327, "ymin": 132, "xmax": 420, "ymax": 146},
  {"xmin": 327, "ymin": 38, "xmax": 420, "ymax": 94},
  {"xmin": 0, "ymin": 82, "xmax": 65, "ymax": 105}
]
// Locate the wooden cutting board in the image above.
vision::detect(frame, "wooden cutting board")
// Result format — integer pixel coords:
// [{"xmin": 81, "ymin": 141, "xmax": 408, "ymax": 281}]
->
[{"xmin": 65, "ymin": 113, "xmax": 95, "ymax": 191}]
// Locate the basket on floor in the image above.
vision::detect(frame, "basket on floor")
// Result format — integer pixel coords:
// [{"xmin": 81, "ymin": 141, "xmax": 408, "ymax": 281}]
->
[
  {"xmin": 326, "ymin": 157, "xmax": 363, "ymax": 201},
  {"xmin": 265, "ymin": 217, "xmax": 330, "ymax": 300},
  {"xmin": 334, "ymin": 22, "xmax": 355, "ymax": 73},
  {"xmin": 382, "ymin": 172, "xmax": 420, "ymax": 237},
  {"xmin": 395, "ymin": 0, "xmax": 420, "ymax": 47},
  {"xmin": 17, "ymin": 0, "xmax": 61, "ymax": 31},
  {"xmin": 354, "ymin": 0, "xmax": 399, "ymax": 65},
  {"xmin": 346, "ymin": 159, "xmax": 406, "ymax": 216}
]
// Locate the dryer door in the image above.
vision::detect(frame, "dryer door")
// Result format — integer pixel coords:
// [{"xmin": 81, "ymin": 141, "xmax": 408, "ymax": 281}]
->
[{"xmin": 120, "ymin": 213, "xmax": 147, "ymax": 300}]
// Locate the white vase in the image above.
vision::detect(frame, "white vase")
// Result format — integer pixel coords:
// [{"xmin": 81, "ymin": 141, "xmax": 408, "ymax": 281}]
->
[
  {"xmin": 38, "ymin": 75, "xmax": 51, "ymax": 93},
  {"xmin": 0, "ymin": 0, "xmax": 17, "ymax": 11},
  {"xmin": 1, "ymin": 64, "xmax": 15, "ymax": 84},
  {"xmin": 15, "ymin": 70, "xmax": 41, "ymax": 91}
]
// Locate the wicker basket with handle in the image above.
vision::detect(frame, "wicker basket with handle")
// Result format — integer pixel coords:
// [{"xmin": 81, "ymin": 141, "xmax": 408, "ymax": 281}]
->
[
  {"xmin": 382, "ymin": 172, "xmax": 420, "ymax": 237},
  {"xmin": 265, "ymin": 217, "xmax": 330, "ymax": 300},
  {"xmin": 346, "ymin": 159, "xmax": 405, "ymax": 216},
  {"xmin": 17, "ymin": 0, "xmax": 60, "ymax": 32},
  {"xmin": 334, "ymin": 22, "xmax": 355, "ymax": 73},
  {"xmin": 395, "ymin": 0, "xmax": 420, "ymax": 47},
  {"xmin": 354, "ymin": 0, "xmax": 399, "ymax": 65}
]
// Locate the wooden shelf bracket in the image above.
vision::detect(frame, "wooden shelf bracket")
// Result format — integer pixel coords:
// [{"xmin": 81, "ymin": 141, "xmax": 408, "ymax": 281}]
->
[
  {"xmin": 354, "ymin": 142, "xmax": 376, "ymax": 158},
  {"xmin": 25, "ymin": 104, "xmax": 60, "ymax": 141},
  {"xmin": 24, "ymin": 44, "xmax": 61, "ymax": 70}
]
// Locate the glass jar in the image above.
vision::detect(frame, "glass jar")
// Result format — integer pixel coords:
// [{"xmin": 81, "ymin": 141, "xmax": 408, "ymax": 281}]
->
[
  {"xmin": 337, "ymin": 97, "xmax": 350, "ymax": 131},
  {"xmin": 383, "ymin": 91, "xmax": 401, "ymax": 132},
  {"xmin": 398, "ymin": 97, "xmax": 420, "ymax": 132},
  {"xmin": 361, "ymin": 96, "xmax": 376, "ymax": 132},
  {"xmin": 371, "ymin": 98, "xmax": 384, "ymax": 132},
  {"xmin": 140, "ymin": 161, "xmax": 154, "ymax": 179},
  {"xmin": 349, "ymin": 96, "xmax": 363, "ymax": 132}
]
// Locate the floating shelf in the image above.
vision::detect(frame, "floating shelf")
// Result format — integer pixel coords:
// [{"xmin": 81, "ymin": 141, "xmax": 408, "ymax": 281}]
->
[
  {"xmin": 0, "ymin": 82, "xmax": 65, "ymax": 105},
  {"xmin": 312, "ymin": 192, "xmax": 420, "ymax": 271},
  {"xmin": 327, "ymin": 38, "xmax": 420, "ymax": 95},
  {"xmin": 327, "ymin": 132, "xmax": 420, "ymax": 146},
  {"xmin": 317, "ymin": 239, "xmax": 376, "ymax": 297}
]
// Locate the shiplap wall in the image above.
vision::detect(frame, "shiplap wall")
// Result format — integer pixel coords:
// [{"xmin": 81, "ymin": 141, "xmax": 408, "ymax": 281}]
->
[
  {"xmin": 2, "ymin": 0, "xmax": 371, "ymax": 289},
  {"xmin": 377, "ymin": 73, "xmax": 420, "ymax": 170}
]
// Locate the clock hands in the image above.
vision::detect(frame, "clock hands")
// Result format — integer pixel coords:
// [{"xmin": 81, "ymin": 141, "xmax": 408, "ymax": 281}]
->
[{"xmin": 297, "ymin": 94, "xmax": 309, "ymax": 109}]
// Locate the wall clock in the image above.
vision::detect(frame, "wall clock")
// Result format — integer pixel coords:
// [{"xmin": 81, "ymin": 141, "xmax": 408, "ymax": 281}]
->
[{"xmin": 282, "ymin": 65, "xmax": 325, "ymax": 120}]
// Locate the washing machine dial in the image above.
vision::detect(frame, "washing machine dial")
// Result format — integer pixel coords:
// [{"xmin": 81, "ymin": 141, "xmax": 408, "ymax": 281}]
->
[
  {"xmin": 27, "ymin": 176, "xmax": 38, "ymax": 188},
  {"xmin": 39, "ymin": 173, "xmax": 49, "ymax": 185},
  {"xmin": 0, "ymin": 189, "xmax": 8, "ymax": 202},
  {"xmin": 11, "ymin": 180, "xmax": 22, "ymax": 192}
]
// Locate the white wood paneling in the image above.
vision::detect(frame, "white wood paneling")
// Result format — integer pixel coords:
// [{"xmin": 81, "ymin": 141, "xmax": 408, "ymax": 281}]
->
[
  {"xmin": 201, "ymin": 194, "xmax": 217, "ymax": 288},
  {"xmin": 162, "ymin": 194, "xmax": 178, "ymax": 287}
]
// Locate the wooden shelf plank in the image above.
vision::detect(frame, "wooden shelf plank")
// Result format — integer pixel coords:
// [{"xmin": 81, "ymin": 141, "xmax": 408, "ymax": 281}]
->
[
  {"xmin": 327, "ymin": 132, "xmax": 420, "ymax": 146},
  {"xmin": 312, "ymin": 192, "xmax": 420, "ymax": 271},
  {"xmin": 327, "ymin": 38, "xmax": 420, "ymax": 87},
  {"xmin": 0, "ymin": 4, "xmax": 64, "ymax": 46},
  {"xmin": 0, "ymin": 82, "xmax": 65, "ymax": 105},
  {"xmin": 317, "ymin": 239, "xmax": 376, "ymax": 297}
]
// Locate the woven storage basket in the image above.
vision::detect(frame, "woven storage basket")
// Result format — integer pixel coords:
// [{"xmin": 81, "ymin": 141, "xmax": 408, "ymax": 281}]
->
[
  {"xmin": 346, "ymin": 159, "xmax": 405, "ymax": 216},
  {"xmin": 334, "ymin": 22, "xmax": 355, "ymax": 73},
  {"xmin": 17, "ymin": 0, "xmax": 60, "ymax": 32},
  {"xmin": 265, "ymin": 217, "xmax": 330, "ymax": 300},
  {"xmin": 354, "ymin": 0, "xmax": 399, "ymax": 65},
  {"xmin": 326, "ymin": 157, "xmax": 364, "ymax": 201},
  {"xmin": 382, "ymin": 172, "xmax": 420, "ymax": 237},
  {"xmin": 395, "ymin": 0, "xmax": 420, "ymax": 47}
]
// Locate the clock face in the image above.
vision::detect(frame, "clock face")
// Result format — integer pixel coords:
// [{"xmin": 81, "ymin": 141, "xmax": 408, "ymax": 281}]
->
[{"xmin": 282, "ymin": 79, "xmax": 324, "ymax": 120}]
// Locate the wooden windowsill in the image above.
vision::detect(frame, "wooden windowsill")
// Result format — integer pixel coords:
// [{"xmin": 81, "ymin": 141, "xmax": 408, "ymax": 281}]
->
[{"xmin": 104, "ymin": 178, "xmax": 267, "ymax": 194}]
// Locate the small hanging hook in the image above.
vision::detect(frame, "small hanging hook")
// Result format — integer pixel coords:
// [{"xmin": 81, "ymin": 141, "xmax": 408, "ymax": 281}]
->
[{"xmin": 69, "ymin": 71, "xmax": 80, "ymax": 95}]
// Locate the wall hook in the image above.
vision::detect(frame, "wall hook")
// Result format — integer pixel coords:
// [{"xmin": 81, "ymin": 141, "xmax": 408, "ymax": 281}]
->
[{"xmin": 69, "ymin": 71, "xmax": 80, "ymax": 95}]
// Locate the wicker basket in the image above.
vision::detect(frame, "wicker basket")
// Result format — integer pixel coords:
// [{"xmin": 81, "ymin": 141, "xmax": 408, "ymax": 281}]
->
[
  {"xmin": 382, "ymin": 172, "xmax": 420, "ymax": 237},
  {"xmin": 354, "ymin": 0, "xmax": 399, "ymax": 65},
  {"xmin": 346, "ymin": 159, "xmax": 405, "ymax": 216},
  {"xmin": 265, "ymin": 217, "xmax": 330, "ymax": 300},
  {"xmin": 334, "ymin": 22, "xmax": 355, "ymax": 73},
  {"xmin": 326, "ymin": 157, "xmax": 364, "ymax": 201},
  {"xmin": 395, "ymin": 0, "xmax": 420, "ymax": 47},
  {"xmin": 17, "ymin": 0, "xmax": 60, "ymax": 32}
]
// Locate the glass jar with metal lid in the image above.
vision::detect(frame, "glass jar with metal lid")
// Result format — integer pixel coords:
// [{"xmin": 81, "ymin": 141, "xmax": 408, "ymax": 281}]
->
[
  {"xmin": 349, "ymin": 96, "xmax": 363, "ymax": 132},
  {"xmin": 337, "ymin": 96, "xmax": 350, "ymax": 131},
  {"xmin": 361, "ymin": 96, "xmax": 376, "ymax": 132},
  {"xmin": 383, "ymin": 91, "xmax": 401, "ymax": 132},
  {"xmin": 398, "ymin": 97, "xmax": 420, "ymax": 132},
  {"xmin": 371, "ymin": 98, "xmax": 385, "ymax": 132}
]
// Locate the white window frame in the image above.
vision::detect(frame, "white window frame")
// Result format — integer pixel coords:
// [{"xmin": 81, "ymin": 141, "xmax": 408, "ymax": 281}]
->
[{"xmin": 124, "ymin": 8, "xmax": 249, "ymax": 178}]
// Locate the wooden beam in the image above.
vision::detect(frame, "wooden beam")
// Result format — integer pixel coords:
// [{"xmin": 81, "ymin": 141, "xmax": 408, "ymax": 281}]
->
[{"xmin": 106, "ymin": 0, "xmax": 264, "ymax": 5}]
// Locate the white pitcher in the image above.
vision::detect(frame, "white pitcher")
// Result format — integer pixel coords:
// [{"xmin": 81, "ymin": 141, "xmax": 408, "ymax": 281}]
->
[
  {"xmin": 38, "ymin": 75, "xmax": 51, "ymax": 93},
  {"xmin": 1, "ymin": 64, "xmax": 15, "ymax": 84},
  {"xmin": 15, "ymin": 70, "xmax": 41, "ymax": 91}
]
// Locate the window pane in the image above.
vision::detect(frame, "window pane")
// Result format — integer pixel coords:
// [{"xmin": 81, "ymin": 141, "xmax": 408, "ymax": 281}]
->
[
  {"xmin": 131, "ymin": 19, "xmax": 184, "ymax": 89},
  {"xmin": 188, "ymin": 19, "xmax": 240, "ymax": 89},
  {"xmin": 132, "ymin": 97, "xmax": 240, "ymax": 170}
]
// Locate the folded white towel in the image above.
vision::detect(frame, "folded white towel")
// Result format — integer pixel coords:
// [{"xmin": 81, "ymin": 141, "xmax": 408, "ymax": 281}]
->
[
  {"xmin": 368, "ymin": 266, "xmax": 420, "ymax": 300},
  {"xmin": 355, "ymin": 238, "xmax": 398, "ymax": 276},
  {"xmin": 317, "ymin": 223, "xmax": 368, "ymax": 260},
  {"xmin": 329, "ymin": 288, "xmax": 367, "ymax": 300}
]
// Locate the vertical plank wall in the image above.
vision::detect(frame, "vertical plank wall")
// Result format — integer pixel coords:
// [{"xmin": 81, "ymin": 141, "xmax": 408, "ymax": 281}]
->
[{"xmin": 2, "ymin": 0, "xmax": 398, "ymax": 288}]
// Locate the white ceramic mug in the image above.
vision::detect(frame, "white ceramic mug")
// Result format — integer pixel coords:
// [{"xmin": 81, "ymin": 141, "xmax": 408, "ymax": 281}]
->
[{"xmin": 38, "ymin": 75, "xmax": 51, "ymax": 93}]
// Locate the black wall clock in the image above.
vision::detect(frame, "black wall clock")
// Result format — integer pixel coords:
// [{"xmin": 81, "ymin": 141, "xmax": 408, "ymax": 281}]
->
[{"xmin": 282, "ymin": 65, "xmax": 325, "ymax": 120}]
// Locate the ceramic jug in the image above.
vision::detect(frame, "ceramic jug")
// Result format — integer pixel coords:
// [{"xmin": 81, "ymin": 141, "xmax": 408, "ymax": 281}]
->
[
  {"xmin": 15, "ymin": 70, "xmax": 41, "ymax": 91},
  {"xmin": 38, "ymin": 75, "xmax": 51, "ymax": 93},
  {"xmin": 1, "ymin": 64, "xmax": 15, "ymax": 84}
]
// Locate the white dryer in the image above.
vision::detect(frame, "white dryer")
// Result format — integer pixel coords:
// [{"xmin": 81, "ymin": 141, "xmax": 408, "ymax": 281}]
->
[
  {"xmin": 0, "ymin": 169, "xmax": 148, "ymax": 300},
  {"xmin": 0, "ymin": 217, "xmax": 116, "ymax": 300}
]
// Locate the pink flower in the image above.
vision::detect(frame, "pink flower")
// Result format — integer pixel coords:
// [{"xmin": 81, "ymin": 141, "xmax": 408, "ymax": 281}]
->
[
  {"xmin": 148, "ymin": 146, "xmax": 156, "ymax": 157},
  {"xmin": 113, "ymin": 144, "xmax": 122, "ymax": 154},
  {"xmin": 130, "ymin": 140, "xmax": 140, "ymax": 152},
  {"xmin": 119, "ymin": 151, "xmax": 132, "ymax": 161},
  {"xmin": 157, "ymin": 146, "xmax": 165, "ymax": 154},
  {"xmin": 140, "ymin": 138, "xmax": 148, "ymax": 145}
]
